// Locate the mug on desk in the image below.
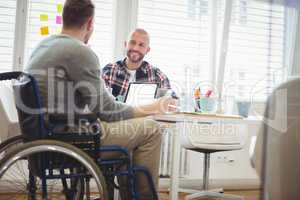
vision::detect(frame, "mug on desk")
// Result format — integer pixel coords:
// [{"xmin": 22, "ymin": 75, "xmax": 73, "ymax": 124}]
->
[
  {"xmin": 196, "ymin": 97, "xmax": 217, "ymax": 113},
  {"xmin": 236, "ymin": 101, "xmax": 251, "ymax": 117}
]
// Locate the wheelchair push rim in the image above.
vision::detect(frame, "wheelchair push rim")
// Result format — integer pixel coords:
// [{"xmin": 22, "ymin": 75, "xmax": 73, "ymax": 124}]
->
[{"xmin": 0, "ymin": 139, "xmax": 109, "ymax": 200}]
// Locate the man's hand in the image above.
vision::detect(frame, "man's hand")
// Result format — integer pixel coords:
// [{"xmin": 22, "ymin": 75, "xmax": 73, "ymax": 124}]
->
[
  {"xmin": 133, "ymin": 96, "xmax": 179, "ymax": 118},
  {"xmin": 155, "ymin": 96, "xmax": 178, "ymax": 114}
]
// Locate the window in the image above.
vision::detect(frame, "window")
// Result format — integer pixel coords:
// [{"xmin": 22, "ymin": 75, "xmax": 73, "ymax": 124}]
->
[
  {"xmin": 138, "ymin": 0, "xmax": 293, "ymax": 103},
  {"xmin": 188, "ymin": 0, "xmax": 209, "ymax": 19},
  {"xmin": 24, "ymin": 0, "xmax": 113, "ymax": 67},
  {"xmin": 88, "ymin": 0, "xmax": 113, "ymax": 66},
  {"xmin": 138, "ymin": 0, "xmax": 218, "ymax": 96},
  {"xmin": 24, "ymin": 0, "xmax": 65, "ymax": 63},
  {"xmin": 223, "ymin": 0, "xmax": 287, "ymax": 101},
  {"xmin": 0, "ymin": 0, "xmax": 17, "ymax": 72},
  {"xmin": 2, "ymin": 0, "xmax": 295, "ymax": 104}
]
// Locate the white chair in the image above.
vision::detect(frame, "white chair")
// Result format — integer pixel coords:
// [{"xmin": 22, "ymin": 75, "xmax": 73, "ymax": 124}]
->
[
  {"xmin": 252, "ymin": 77, "xmax": 300, "ymax": 200},
  {"xmin": 179, "ymin": 118, "xmax": 247, "ymax": 200},
  {"xmin": 0, "ymin": 84, "xmax": 20, "ymax": 142}
]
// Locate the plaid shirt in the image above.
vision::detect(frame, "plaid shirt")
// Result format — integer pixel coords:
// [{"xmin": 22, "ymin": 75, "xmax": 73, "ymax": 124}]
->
[{"xmin": 102, "ymin": 59, "xmax": 171, "ymax": 98}]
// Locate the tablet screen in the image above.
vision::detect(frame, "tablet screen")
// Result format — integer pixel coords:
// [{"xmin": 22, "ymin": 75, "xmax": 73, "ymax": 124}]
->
[{"xmin": 124, "ymin": 83, "xmax": 158, "ymax": 107}]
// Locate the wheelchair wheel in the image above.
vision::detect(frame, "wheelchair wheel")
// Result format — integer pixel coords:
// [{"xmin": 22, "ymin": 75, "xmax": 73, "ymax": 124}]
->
[
  {"xmin": 0, "ymin": 139, "xmax": 108, "ymax": 200},
  {"xmin": 0, "ymin": 135, "xmax": 24, "ymax": 159}
]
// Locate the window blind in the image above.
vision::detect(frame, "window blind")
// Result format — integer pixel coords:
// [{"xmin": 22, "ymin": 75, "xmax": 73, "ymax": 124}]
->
[
  {"xmin": 223, "ymin": 0, "xmax": 287, "ymax": 101},
  {"xmin": 138, "ymin": 0, "xmax": 289, "ymax": 102},
  {"xmin": 137, "ymin": 0, "xmax": 218, "ymax": 95},
  {"xmin": 24, "ymin": 0, "xmax": 113, "ymax": 67},
  {"xmin": 0, "ymin": 0, "xmax": 17, "ymax": 72},
  {"xmin": 88, "ymin": 0, "xmax": 113, "ymax": 66}
]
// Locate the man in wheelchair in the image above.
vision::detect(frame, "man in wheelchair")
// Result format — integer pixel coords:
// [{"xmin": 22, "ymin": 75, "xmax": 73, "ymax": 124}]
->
[{"xmin": 23, "ymin": 0, "xmax": 177, "ymax": 199}]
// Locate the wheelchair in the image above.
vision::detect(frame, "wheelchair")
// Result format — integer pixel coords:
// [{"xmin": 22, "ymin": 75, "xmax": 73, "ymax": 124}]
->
[{"xmin": 0, "ymin": 71, "xmax": 158, "ymax": 200}]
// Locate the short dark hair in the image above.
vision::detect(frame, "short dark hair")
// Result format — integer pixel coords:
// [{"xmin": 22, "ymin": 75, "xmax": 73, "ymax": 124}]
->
[{"xmin": 63, "ymin": 0, "xmax": 95, "ymax": 29}]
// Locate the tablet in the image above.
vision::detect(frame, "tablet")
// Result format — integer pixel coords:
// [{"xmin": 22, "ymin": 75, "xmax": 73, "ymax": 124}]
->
[{"xmin": 124, "ymin": 83, "xmax": 158, "ymax": 107}]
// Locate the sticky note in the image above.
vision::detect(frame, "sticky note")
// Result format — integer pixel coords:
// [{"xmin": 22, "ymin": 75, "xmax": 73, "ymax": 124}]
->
[
  {"xmin": 40, "ymin": 14, "xmax": 48, "ymax": 21},
  {"xmin": 40, "ymin": 26, "xmax": 49, "ymax": 36},
  {"xmin": 57, "ymin": 4, "xmax": 63, "ymax": 13},
  {"xmin": 56, "ymin": 16, "xmax": 62, "ymax": 24}
]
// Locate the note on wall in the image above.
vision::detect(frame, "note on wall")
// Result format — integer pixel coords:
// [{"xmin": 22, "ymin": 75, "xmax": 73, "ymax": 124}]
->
[
  {"xmin": 40, "ymin": 26, "xmax": 49, "ymax": 36},
  {"xmin": 40, "ymin": 14, "xmax": 48, "ymax": 21},
  {"xmin": 57, "ymin": 4, "xmax": 63, "ymax": 13},
  {"xmin": 56, "ymin": 16, "xmax": 62, "ymax": 24}
]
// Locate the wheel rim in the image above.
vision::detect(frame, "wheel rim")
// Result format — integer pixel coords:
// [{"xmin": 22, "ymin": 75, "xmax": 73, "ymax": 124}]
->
[
  {"xmin": 0, "ymin": 141, "xmax": 108, "ymax": 200},
  {"xmin": 0, "ymin": 135, "xmax": 24, "ymax": 160}
]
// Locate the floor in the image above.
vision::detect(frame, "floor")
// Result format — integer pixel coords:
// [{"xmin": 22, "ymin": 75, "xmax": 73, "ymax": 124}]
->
[
  {"xmin": 159, "ymin": 190, "xmax": 260, "ymax": 200},
  {"xmin": 0, "ymin": 190, "xmax": 260, "ymax": 200}
]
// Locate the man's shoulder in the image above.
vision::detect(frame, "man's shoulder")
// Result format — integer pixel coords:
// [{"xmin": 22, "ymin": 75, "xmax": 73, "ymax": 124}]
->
[
  {"xmin": 103, "ymin": 62, "xmax": 114, "ymax": 69},
  {"xmin": 103, "ymin": 60, "xmax": 124, "ymax": 71},
  {"xmin": 49, "ymin": 35, "xmax": 82, "ymax": 47},
  {"xmin": 54, "ymin": 35, "xmax": 94, "ymax": 54},
  {"xmin": 143, "ymin": 61, "xmax": 163, "ymax": 73},
  {"xmin": 143, "ymin": 61, "xmax": 170, "ymax": 82}
]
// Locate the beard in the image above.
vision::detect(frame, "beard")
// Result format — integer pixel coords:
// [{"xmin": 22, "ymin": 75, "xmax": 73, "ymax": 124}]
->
[{"xmin": 127, "ymin": 50, "xmax": 145, "ymax": 63}]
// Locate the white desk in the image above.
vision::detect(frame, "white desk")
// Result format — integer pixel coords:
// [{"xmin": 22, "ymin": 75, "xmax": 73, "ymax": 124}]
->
[{"xmin": 153, "ymin": 113, "xmax": 246, "ymax": 200}]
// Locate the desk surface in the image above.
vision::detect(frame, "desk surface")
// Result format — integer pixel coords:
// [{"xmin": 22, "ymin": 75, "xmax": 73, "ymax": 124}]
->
[{"xmin": 152, "ymin": 112, "xmax": 243, "ymax": 123}]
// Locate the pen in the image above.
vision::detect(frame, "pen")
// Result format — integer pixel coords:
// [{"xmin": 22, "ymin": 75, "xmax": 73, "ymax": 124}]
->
[
  {"xmin": 168, "ymin": 104, "xmax": 181, "ymax": 110},
  {"xmin": 205, "ymin": 90, "xmax": 212, "ymax": 98}
]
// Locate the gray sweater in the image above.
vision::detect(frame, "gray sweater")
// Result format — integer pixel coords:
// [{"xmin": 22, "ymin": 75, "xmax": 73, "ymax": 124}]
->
[{"xmin": 26, "ymin": 34, "xmax": 134, "ymax": 122}]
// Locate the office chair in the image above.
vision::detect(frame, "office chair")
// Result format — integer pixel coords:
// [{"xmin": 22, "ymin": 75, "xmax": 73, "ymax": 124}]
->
[
  {"xmin": 252, "ymin": 77, "xmax": 300, "ymax": 200},
  {"xmin": 180, "ymin": 119, "xmax": 247, "ymax": 200}
]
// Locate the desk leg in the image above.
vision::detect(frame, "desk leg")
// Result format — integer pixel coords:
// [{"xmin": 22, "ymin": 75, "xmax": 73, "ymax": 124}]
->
[{"xmin": 169, "ymin": 124, "xmax": 181, "ymax": 200}]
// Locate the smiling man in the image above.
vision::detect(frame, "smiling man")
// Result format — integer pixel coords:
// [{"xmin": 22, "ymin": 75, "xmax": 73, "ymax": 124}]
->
[{"xmin": 102, "ymin": 28, "xmax": 172, "ymax": 101}]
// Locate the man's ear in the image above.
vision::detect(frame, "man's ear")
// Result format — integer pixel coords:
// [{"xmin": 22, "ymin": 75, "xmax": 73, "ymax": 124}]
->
[
  {"xmin": 146, "ymin": 47, "xmax": 150, "ymax": 54},
  {"xmin": 87, "ymin": 17, "xmax": 93, "ymax": 31}
]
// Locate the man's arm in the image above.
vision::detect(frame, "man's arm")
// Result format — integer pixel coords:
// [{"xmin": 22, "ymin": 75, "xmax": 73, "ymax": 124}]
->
[
  {"xmin": 133, "ymin": 96, "xmax": 178, "ymax": 118},
  {"xmin": 155, "ymin": 68, "xmax": 171, "ymax": 89},
  {"xmin": 68, "ymin": 46, "xmax": 134, "ymax": 122},
  {"xmin": 101, "ymin": 63, "xmax": 113, "ymax": 87}
]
